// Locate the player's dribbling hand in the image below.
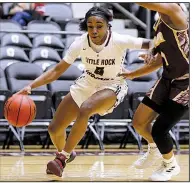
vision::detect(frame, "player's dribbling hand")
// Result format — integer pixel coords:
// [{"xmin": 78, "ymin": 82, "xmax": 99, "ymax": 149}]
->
[{"xmin": 14, "ymin": 86, "xmax": 32, "ymax": 96}]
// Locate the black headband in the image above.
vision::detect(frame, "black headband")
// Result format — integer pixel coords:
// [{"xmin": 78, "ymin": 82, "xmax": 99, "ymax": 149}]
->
[{"xmin": 85, "ymin": 11, "xmax": 109, "ymax": 23}]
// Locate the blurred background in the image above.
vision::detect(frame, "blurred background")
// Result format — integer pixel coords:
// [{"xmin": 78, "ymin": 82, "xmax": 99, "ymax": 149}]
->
[{"xmin": 0, "ymin": 2, "xmax": 189, "ymax": 151}]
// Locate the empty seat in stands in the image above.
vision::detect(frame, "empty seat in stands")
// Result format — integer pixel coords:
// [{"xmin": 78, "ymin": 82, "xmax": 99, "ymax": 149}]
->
[
  {"xmin": 5, "ymin": 62, "xmax": 52, "ymax": 119},
  {"xmin": 32, "ymin": 34, "xmax": 64, "ymax": 49},
  {"xmin": 27, "ymin": 20, "xmax": 62, "ymax": 39},
  {"xmin": 64, "ymin": 21, "xmax": 82, "ymax": 49},
  {"xmin": 0, "ymin": 46, "xmax": 29, "ymax": 70},
  {"xmin": 44, "ymin": 3, "xmax": 73, "ymax": 22},
  {"xmin": 0, "ymin": 68, "xmax": 11, "ymax": 119},
  {"xmin": 30, "ymin": 47, "xmax": 61, "ymax": 70},
  {"xmin": 0, "ymin": 20, "xmax": 22, "ymax": 39},
  {"xmin": 1, "ymin": 33, "xmax": 32, "ymax": 48},
  {"xmin": 0, "ymin": 67, "xmax": 20, "ymax": 150},
  {"xmin": 5, "ymin": 62, "xmax": 53, "ymax": 150}
]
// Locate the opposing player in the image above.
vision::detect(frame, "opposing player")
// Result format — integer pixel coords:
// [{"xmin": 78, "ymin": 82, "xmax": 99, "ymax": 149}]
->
[
  {"xmin": 119, "ymin": 3, "xmax": 189, "ymax": 181},
  {"xmin": 16, "ymin": 6, "xmax": 152, "ymax": 177}
]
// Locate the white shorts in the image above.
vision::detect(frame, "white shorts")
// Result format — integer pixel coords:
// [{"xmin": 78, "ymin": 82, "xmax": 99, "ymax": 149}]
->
[{"xmin": 70, "ymin": 74, "xmax": 128, "ymax": 116}]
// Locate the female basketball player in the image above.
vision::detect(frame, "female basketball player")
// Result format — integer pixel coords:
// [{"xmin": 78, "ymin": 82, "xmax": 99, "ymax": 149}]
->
[
  {"xmin": 119, "ymin": 3, "xmax": 189, "ymax": 181},
  {"xmin": 16, "ymin": 6, "xmax": 152, "ymax": 177}
]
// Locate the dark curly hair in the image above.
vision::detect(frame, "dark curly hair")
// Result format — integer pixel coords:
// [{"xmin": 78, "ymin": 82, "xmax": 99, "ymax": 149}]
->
[{"xmin": 79, "ymin": 6, "xmax": 113, "ymax": 31}]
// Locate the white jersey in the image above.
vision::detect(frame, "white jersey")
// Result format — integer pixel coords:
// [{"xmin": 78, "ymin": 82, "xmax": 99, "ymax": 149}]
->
[{"xmin": 63, "ymin": 31, "xmax": 143, "ymax": 82}]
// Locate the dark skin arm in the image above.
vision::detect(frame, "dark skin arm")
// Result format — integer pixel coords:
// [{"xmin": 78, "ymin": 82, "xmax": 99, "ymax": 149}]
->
[
  {"xmin": 15, "ymin": 60, "xmax": 71, "ymax": 95},
  {"xmin": 137, "ymin": 3, "xmax": 187, "ymax": 30},
  {"xmin": 141, "ymin": 39, "xmax": 153, "ymax": 49},
  {"xmin": 119, "ymin": 53, "xmax": 163, "ymax": 79}
]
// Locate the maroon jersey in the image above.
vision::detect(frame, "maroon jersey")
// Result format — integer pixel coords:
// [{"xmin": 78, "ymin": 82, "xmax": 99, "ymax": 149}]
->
[{"xmin": 153, "ymin": 16, "xmax": 189, "ymax": 79}]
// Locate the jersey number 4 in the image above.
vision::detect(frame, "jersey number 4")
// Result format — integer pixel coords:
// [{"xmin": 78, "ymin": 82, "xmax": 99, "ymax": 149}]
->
[{"xmin": 94, "ymin": 67, "xmax": 104, "ymax": 76}]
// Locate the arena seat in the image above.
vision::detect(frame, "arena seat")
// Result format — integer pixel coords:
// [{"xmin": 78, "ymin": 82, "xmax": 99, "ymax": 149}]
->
[
  {"xmin": 27, "ymin": 20, "xmax": 62, "ymax": 39},
  {"xmin": 0, "ymin": 20, "xmax": 22, "ymax": 39},
  {"xmin": 44, "ymin": 3, "xmax": 73, "ymax": 22},
  {"xmin": 0, "ymin": 46, "xmax": 29, "ymax": 70},
  {"xmin": 0, "ymin": 67, "xmax": 23, "ymax": 150},
  {"xmin": 32, "ymin": 34, "xmax": 65, "ymax": 49},
  {"xmin": 0, "ymin": 68, "xmax": 11, "ymax": 119},
  {"xmin": 1, "ymin": 33, "xmax": 32, "ymax": 48},
  {"xmin": 29, "ymin": 47, "xmax": 61, "ymax": 70},
  {"xmin": 5, "ymin": 62, "xmax": 52, "ymax": 120},
  {"xmin": 5, "ymin": 62, "xmax": 53, "ymax": 150},
  {"xmin": 0, "ymin": 46, "xmax": 29, "ymax": 62},
  {"xmin": 63, "ymin": 20, "xmax": 82, "ymax": 49}
]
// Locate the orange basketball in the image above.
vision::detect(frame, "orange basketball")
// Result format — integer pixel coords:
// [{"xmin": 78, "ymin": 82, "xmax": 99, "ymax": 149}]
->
[{"xmin": 4, "ymin": 94, "xmax": 36, "ymax": 127}]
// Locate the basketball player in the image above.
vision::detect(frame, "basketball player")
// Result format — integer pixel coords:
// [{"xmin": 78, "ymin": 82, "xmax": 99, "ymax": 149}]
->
[
  {"xmin": 119, "ymin": 3, "xmax": 189, "ymax": 181},
  {"xmin": 16, "ymin": 7, "xmax": 153, "ymax": 177}
]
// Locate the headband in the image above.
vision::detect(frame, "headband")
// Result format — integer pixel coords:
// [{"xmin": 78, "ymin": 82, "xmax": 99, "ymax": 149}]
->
[{"xmin": 85, "ymin": 11, "xmax": 109, "ymax": 23}]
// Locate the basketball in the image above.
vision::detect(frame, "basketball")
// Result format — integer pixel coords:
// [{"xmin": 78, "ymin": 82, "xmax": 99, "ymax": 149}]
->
[{"xmin": 4, "ymin": 94, "xmax": 36, "ymax": 127}]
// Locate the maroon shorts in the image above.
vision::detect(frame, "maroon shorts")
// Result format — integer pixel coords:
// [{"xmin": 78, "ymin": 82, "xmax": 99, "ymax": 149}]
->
[{"xmin": 142, "ymin": 77, "xmax": 189, "ymax": 113}]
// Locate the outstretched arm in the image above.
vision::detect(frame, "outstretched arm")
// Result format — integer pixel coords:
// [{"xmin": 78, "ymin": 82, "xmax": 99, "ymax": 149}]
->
[
  {"xmin": 119, "ymin": 53, "xmax": 163, "ymax": 80},
  {"xmin": 15, "ymin": 60, "xmax": 71, "ymax": 95},
  {"xmin": 28, "ymin": 60, "xmax": 71, "ymax": 89},
  {"xmin": 137, "ymin": 3, "xmax": 187, "ymax": 29}
]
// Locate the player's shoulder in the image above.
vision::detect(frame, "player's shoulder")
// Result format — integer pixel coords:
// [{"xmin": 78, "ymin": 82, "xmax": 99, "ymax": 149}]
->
[
  {"xmin": 111, "ymin": 31, "xmax": 133, "ymax": 45},
  {"xmin": 70, "ymin": 33, "xmax": 88, "ymax": 49},
  {"xmin": 111, "ymin": 31, "xmax": 126, "ymax": 41},
  {"xmin": 75, "ymin": 33, "xmax": 88, "ymax": 43}
]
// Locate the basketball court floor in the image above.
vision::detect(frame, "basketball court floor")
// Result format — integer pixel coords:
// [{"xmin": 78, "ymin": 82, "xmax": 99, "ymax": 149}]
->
[{"xmin": 0, "ymin": 146, "xmax": 189, "ymax": 182}]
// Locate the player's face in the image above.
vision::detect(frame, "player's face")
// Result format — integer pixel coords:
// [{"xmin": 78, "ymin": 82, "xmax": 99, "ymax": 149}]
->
[{"xmin": 87, "ymin": 16, "xmax": 109, "ymax": 45}]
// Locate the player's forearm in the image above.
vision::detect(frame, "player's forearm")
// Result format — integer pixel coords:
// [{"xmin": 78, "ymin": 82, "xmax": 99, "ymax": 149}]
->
[
  {"xmin": 29, "ymin": 68, "xmax": 60, "ymax": 89},
  {"xmin": 130, "ymin": 57, "xmax": 163, "ymax": 79},
  {"xmin": 29, "ymin": 61, "xmax": 70, "ymax": 89}
]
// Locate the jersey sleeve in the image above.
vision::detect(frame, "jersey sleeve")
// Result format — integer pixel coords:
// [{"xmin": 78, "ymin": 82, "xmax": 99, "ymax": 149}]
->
[
  {"xmin": 116, "ymin": 33, "xmax": 143, "ymax": 50},
  {"xmin": 62, "ymin": 36, "xmax": 82, "ymax": 64}
]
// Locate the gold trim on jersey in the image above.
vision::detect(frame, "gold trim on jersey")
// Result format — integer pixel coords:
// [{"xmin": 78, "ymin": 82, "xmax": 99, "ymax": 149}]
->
[
  {"xmin": 160, "ymin": 52, "xmax": 169, "ymax": 66},
  {"xmin": 173, "ymin": 30, "xmax": 189, "ymax": 63},
  {"xmin": 150, "ymin": 78, "xmax": 161, "ymax": 99},
  {"xmin": 175, "ymin": 73, "xmax": 189, "ymax": 80},
  {"xmin": 153, "ymin": 32, "xmax": 166, "ymax": 48},
  {"xmin": 153, "ymin": 17, "xmax": 161, "ymax": 31}
]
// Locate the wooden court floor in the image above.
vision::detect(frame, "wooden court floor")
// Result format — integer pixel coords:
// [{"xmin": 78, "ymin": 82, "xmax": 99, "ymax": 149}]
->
[{"xmin": 0, "ymin": 148, "xmax": 189, "ymax": 182}]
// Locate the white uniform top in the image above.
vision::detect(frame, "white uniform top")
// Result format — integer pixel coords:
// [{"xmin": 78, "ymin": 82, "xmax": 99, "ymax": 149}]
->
[{"xmin": 63, "ymin": 31, "xmax": 143, "ymax": 82}]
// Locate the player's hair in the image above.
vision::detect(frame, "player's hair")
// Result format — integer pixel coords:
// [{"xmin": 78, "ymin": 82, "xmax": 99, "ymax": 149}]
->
[{"xmin": 79, "ymin": 6, "xmax": 113, "ymax": 31}]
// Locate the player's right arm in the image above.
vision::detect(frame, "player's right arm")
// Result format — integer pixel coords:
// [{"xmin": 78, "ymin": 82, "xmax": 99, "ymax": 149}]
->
[
  {"xmin": 16, "ymin": 36, "xmax": 82, "ymax": 95},
  {"xmin": 15, "ymin": 61, "xmax": 71, "ymax": 95}
]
